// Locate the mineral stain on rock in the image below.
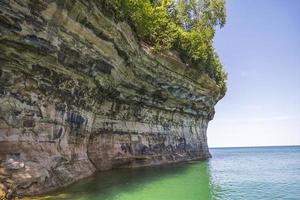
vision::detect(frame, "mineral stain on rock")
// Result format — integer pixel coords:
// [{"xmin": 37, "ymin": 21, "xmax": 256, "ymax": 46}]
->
[{"xmin": 0, "ymin": 0, "xmax": 224, "ymax": 199}]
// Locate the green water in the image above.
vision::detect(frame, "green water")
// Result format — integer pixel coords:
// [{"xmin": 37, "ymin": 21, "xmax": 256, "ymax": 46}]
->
[{"xmin": 32, "ymin": 146, "xmax": 300, "ymax": 200}]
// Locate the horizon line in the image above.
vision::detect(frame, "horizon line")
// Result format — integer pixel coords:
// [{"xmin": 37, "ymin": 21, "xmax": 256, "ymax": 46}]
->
[{"xmin": 209, "ymin": 144, "xmax": 300, "ymax": 149}]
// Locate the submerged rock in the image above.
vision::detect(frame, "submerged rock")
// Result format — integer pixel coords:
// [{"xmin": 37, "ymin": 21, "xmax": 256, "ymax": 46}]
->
[{"xmin": 0, "ymin": 0, "xmax": 224, "ymax": 198}]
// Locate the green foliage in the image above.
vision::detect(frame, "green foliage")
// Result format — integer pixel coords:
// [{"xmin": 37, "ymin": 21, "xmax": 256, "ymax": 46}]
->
[{"xmin": 104, "ymin": 0, "xmax": 227, "ymax": 94}]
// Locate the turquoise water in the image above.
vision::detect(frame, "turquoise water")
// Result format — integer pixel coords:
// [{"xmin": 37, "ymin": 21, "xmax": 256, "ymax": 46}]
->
[{"xmin": 32, "ymin": 146, "xmax": 300, "ymax": 200}]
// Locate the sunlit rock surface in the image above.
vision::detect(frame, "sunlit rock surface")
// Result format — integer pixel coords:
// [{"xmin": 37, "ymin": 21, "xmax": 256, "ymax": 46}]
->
[{"xmin": 0, "ymin": 0, "xmax": 223, "ymax": 198}]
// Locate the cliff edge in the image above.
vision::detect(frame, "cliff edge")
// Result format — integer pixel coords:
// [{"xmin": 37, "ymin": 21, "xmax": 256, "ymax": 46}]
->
[{"xmin": 0, "ymin": 0, "xmax": 224, "ymax": 199}]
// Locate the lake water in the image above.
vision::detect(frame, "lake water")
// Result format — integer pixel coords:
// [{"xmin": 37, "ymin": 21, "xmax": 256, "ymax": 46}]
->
[{"xmin": 30, "ymin": 146, "xmax": 300, "ymax": 200}]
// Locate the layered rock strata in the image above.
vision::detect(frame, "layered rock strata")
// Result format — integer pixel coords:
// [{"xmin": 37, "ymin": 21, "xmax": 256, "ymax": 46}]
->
[{"xmin": 0, "ymin": 0, "xmax": 223, "ymax": 198}]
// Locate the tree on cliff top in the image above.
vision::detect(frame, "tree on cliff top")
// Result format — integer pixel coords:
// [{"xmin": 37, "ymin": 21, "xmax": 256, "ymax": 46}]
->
[{"xmin": 104, "ymin": 0, "xmax": 227, "ymax": 94}]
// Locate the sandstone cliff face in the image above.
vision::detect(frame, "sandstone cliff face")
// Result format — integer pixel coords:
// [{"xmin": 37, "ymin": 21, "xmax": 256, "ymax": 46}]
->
[{"xmin": 0, "ymin": 0, "xmax": 223, "ymax": 198}]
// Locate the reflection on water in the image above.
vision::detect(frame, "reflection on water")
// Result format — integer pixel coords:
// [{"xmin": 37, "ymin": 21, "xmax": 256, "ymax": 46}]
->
[
  {"xmin": 23, "ymin": 146, "xmax": 300, "ymax": 200},
  {"xmin": 26, "ymin": 161, "xmax": 216, "ymax": 200}
]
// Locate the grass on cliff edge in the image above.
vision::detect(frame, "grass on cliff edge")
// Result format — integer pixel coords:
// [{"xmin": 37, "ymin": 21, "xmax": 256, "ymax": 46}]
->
[{"xmin": 102, "ymin": 0, "xmax": 227, "ymax": 95}]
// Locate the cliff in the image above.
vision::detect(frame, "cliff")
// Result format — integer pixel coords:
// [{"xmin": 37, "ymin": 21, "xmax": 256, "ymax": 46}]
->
[{"xmin": 0, "ymin": 0, "xmax": 223, "ymax": 199}]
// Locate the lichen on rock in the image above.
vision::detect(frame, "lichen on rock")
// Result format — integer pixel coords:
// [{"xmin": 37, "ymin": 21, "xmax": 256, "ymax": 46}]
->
[{"xmin": 0, "ymin": 0, "xmax": 224, "ymax": 199}]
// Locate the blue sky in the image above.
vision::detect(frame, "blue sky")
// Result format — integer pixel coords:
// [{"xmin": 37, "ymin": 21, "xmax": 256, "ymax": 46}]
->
[{"xmin": 208, "ymin": 0, "xmax": 300, "ymax": 147}]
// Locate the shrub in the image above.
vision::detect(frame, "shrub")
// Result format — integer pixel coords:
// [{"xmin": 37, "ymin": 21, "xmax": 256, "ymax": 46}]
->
[{"xmin": 104, "ymin": 0, "xmax": 227, "ymax": 94}]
